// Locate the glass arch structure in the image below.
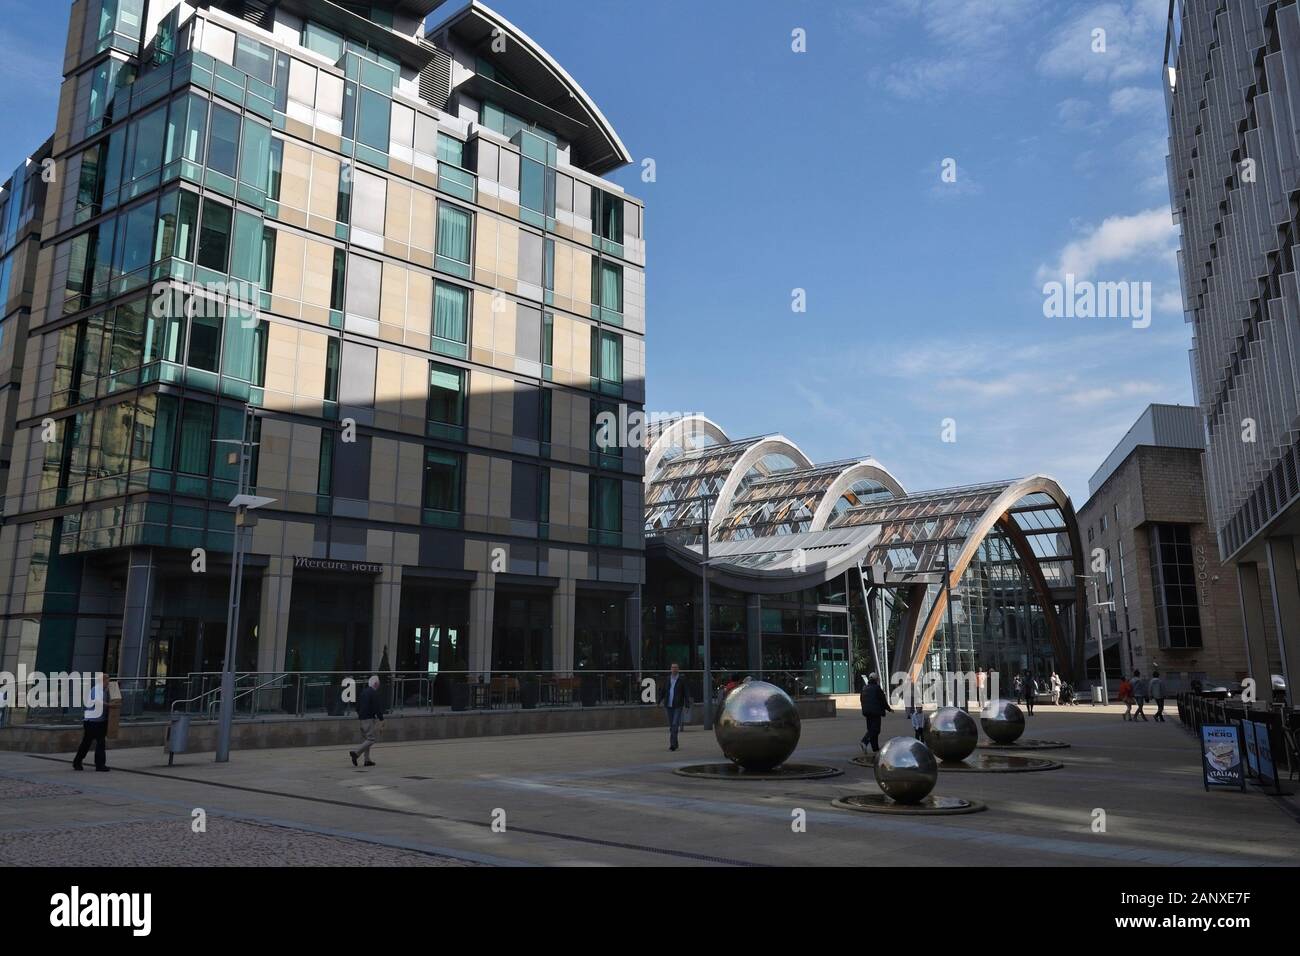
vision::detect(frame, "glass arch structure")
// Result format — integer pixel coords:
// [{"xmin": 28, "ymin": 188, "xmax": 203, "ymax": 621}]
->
[{"xmin": 643, "ymin": 416, "xmax": 1088, "ymax": 683}]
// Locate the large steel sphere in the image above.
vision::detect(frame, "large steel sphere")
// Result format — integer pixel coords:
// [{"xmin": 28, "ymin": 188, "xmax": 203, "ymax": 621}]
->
[
  {"xmin": 980, "ymin": 699, "xmax": 1026, "ymax": 744},
  {"xmin": 714, "ymin": 680, "xmax": 801, "ymax": 771},
  {"xmin": 874, "ymin": 736, "xmax": 938, "ymax": 804},
  {"xmin": 924, "ymin": 706, "xmax": 979, "ymax": 762}
]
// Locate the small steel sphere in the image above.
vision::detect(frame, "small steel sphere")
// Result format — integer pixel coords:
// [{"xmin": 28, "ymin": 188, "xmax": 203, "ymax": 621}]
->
[
  {"xmin": 714, "ymin": 680, "xmax": 801, "ymax": 771},
  {"xmin": 924, "ymin": 706, "xmax": 979, "ymax": 762},
  {"xmin": 980, "ymin": 698, "xmax": 1026, "ymax": 744},
  {"xmin": 874, "ymin": 736, "xmax": 938, "ymax": 804}
]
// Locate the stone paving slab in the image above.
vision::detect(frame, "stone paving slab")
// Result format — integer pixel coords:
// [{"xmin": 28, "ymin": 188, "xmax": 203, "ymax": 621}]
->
[
  {"xmin": 0, "ymin": 811, "xmax": 476, "ymax": 866},
  {"xmin": 0, "ymin": 708, "xmax": 1296, "ymax": 867}
]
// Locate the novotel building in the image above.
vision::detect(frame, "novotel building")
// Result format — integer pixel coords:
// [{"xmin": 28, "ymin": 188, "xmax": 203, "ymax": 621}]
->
[{"xmin": 0, "ymin": 0, "xmax": 647, "ymax": 706}]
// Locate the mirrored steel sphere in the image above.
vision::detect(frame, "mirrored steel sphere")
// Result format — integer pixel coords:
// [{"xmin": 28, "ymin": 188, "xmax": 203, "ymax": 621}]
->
[
  {"xmin": 980, "ymin": 698, "xmax": 1026, "ymax": 744},
  {"xmin": 714, "ymin": 680, "xmax": 801, "ymax": 771},
  {"xmin": 874, "ymin": 736, "xmax": 938, "ymax": 804},
  {"xmin": 924, "ymin": 706, "xmax": 979, "ymax": 762}
]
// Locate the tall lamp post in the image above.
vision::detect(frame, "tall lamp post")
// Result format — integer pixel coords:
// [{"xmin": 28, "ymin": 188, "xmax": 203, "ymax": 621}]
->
[
  {"xmin": 1079, "ymin": 573, "xmax": 1115, "ymax": 705},
  {"xmin": 673, "ymin": 493, "xmax": 717, "ymax": 728},
  {"xmin": 214, "ymin": 406, "xmax": 275, "ymax": 763}
]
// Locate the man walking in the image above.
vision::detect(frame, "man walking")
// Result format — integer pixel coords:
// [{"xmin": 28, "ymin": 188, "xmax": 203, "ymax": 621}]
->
[
  {"xmin": 1131, "ymin": 670, "xmax": 1148, "ymax": 721},
  {"xmin": 1022, "ymin": 670, "xmax": 1036, "ymax": 716},
  {"xmin": 349, "ymin": 675, "xmax": 384, "ymax": 767},
  {"xmin": 72, "ymin": 673, "xmax": 110, "ymax": 772},
  {"xmin": 663, "ymin": 662, "xmax": 691, "ymax": 752},
  {"xmin": 1149, "ymin": 669, "xmax": 1166, "ymax": 722},
  {"xmin": 859, "ymin": 673, "xmax": 891, "ymax": 753},
  {"xmin": 1050, "ymin": 671, "xmax": 1061, "ymax": 706}
]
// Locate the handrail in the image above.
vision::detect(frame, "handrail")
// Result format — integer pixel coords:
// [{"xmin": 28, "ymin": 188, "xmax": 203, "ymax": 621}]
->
[{"xmin": 205, "ymin": 674, "xmax": 288, "ymax": 721}]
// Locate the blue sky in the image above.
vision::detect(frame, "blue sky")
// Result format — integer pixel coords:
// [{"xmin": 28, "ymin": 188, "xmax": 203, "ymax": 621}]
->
[{"xmin": 0, "ymin": 0, "xmax": 1191, "ymax": 505}]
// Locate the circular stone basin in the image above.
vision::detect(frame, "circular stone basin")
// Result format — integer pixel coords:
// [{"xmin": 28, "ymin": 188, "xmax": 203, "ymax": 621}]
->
[
  {"xmin": 977, "ymin": 739, "xmax": 1071, "ymax": 750},
  {"xmin": 674, "ymin": 763, "xmax": 842, "ymax": 780},
  {"xmin": 854, "ymin": 753, "xmax": 1062, "ymax": 772},
  {"xmin": 831, "ymin": 793, "xmax": 986, "ymax": 815}
]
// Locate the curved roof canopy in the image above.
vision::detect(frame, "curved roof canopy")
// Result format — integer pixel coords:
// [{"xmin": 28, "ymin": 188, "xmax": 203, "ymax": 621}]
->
[
  {"xmin": 434, "ymin": 2, "xmax": 635, "ymax": 174},
  {"xmin": 643, "ymin": 417, "xmax": 1088, "ymax": 679}
]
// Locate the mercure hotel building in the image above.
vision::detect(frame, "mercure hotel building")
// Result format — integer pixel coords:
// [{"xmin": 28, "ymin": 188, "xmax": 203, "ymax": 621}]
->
[{"xmin": 0, "ymin": 0, "xmax": 647, "ymax": 704}]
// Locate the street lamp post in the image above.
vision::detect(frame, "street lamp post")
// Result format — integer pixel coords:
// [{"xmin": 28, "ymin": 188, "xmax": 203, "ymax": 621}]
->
[
  {"xmin": 1079, "ymin": 573, "xmax": 1115, "ymax": 705},
  {"xmin": 214, "ymin": 406, "xmax": 275, "ymax": 763}
]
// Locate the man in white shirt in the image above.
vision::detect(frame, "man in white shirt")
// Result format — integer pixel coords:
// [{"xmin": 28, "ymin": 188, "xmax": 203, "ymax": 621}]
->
[{"xmin": 73, "ymin": 674, "xmax": 110, "ymax": 772}]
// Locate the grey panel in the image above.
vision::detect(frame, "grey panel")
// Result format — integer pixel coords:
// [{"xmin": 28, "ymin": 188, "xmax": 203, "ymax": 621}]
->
[
  {"xmin": 333, "ymin": 434, "xmax": 371, "ymax": 500},
  {"xmin": 517, "ymin": 231, "xmax": 543, "ymax": 289},
  {"xmin": 515, "ymin": 303, "xmax": 541, "ymax": 361}
]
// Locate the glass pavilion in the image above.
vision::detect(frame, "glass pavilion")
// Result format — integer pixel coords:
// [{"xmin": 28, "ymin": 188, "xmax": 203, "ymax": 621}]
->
[{"xmin": 641, "ymin": 416, "xmax": 1088, "ymax": 697}]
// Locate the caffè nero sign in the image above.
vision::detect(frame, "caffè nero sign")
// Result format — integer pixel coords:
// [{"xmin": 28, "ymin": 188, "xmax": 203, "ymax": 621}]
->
[{"xmin": 293, "ymin": 557, "xmax": 382, "ymax": 574}]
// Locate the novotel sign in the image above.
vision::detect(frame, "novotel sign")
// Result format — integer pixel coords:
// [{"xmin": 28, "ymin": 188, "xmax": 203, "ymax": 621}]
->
[{"xmin": 293, "ymin": 557, "xmax": 383, "ymax": 574}]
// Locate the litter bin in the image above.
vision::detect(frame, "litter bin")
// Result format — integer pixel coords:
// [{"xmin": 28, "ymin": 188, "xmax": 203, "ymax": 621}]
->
[
  {"xmin": 1092, "ymin": 685, "xmax": 1107, "ymax": 705},
  {"xmin": 164, "ymin": 715, "xmax": 191, "ymax": 766}
]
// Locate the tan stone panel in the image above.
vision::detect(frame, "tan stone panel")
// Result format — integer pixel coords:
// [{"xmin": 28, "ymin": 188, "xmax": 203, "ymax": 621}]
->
[
  {"xmin": 263, "ymin": 322, "xmax": 298, "ymax": 397},
  {"xmin": 385, "ymin": 179, "xmax": 412, "ymax": 246},
  {"xmin": 474, "ymin": 214, "xmax": 498, "ymax": 277},
  {"xmin": 308, "ymin": 152, "xmax": 340, "ymax": 225},
  {"xmin": 369, "ymin": 436, "xmax": 399, "ymax": 505},
  {"xmin": 572, "ymin": 248, "xmax": 592, "ymax": 310},
  {"xmin": 272, "ymin": 230, "xmax": 305, "ymax": 301},
  {"xmin": 301, "ymin": 238, "xmax": 334, "ymax": 313},
  {"xmin": 379, "ymin": 261, "xmax": 406, "ymax": 341},
  {"xmin": 405, "ymin": 271, "xmax": 432, "ymax": 343},
  {"xmin": 396, "ymin": 440, "xmax": 423, "ymax": 509},
  {"xmin": 410, "ymin": 189, "xmax": 435, "ymax": 255},
  {"xmin": 489, "ymin": 457, "xmax": 511, "ymax": 520},
  {"xmin": 296, "ymin": 329, "xmax": 328, "ymax": 401},
  {"xmin": 287, "ymin": 423, "xmax": 322, "ymax": 495},
  {"xmin": 280, "ymin": 142, "xmax": 312, "ymax": 212},
  {"xmin": 495, "ymin": 219, "xmax": 519, "ymax": 282},
  {"xmin": 374, "ymin": 349, "xmax": 404, "ymax": 432},
  {"xmin": 467, "ymin": 369, "xmax": 492, "ymax": 432},
  {"xmin": 493, "ymin": 298, "xmax": 516, "ymax": 357},
  {"xmin": 464, "ymin": 453, "xmax": 491, "ymax": 518}
]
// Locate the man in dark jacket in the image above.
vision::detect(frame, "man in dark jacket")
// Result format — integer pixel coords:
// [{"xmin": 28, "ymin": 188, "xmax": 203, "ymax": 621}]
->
[
  {"xmin": 859, "ymin": 673, "xmax": 891, "ymax": 753},
  {"xmin": 663, "ymin": 662, "xmax": 692, "ymax": 752},
  {"xmin": 349, "ymin": 675, "xmax": 385, "ymax": 767}
]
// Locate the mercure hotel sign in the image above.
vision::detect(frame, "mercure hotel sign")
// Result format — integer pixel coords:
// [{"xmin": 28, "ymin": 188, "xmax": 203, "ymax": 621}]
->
[{"xmin": 293, "ymin": 557, "xmax": 383, "ymax": 574}]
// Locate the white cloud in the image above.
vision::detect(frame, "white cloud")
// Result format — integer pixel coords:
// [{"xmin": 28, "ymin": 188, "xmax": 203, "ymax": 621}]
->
[
  {"xmin": 1037, "ymin": 0, "xmax": 1169, "ymax": 85},
  {"xmin": 1036, "ymin": 207, "xmax": 1177, "ymax": 283},
  {"xmin": 1109, "ymin": 85, "xmax": 1164, "ymax": 115},
  {"xmin": 865, "ymin": 0, "xmax": 1044, "ymax": 99}
]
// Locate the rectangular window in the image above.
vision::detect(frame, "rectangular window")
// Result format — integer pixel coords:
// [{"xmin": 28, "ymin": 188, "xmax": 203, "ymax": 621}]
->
[
  {"xmin": 324, "ymin": 337, "xmax": 341, "ymax": 402},
  {"xmin": 317, "ymin": 430, "xmax": 333, "ymax": 497},
  {"xmin": 542, "ymin": 312, "xmax": 553, "ymax": 368},
  {"xmin": 178, "ymin": 400, "xmax": 213, "ymax": 475},
  {"xmin": 422, "ymin": 449, "xmax": 462, "ymax": 526},
  {"xmin": 593, "ymin": 259, "xmax": 623, "ymax": 315},
  {"xmin": 229, "ymin": 210, "xmax": 265, "ymax": 283},
  {"xmin": 356, "ymin": 86, "xmax": 390, "ymax": 151},
  {"xmin": 594, "ymin": 188, "xmax": 624, "ymax": 244},
  {"xmin": 427, "ymin": 362, "xmax": 465, "ymax": 438},
  {"xmin": 206, "ymin": 105, "xmax": 241, "ymax": 177},
  {"xmin": 174, "ymin": 191, "xmax": 199, "ymax": 261},
  {"xmin": 437, "ymin": 132, "xmax": 464, "ymax": 167},
  {"xmin": 435, "ymin": 203, "xmax": 471, "ymax": 277},
  {"xmin": 196, "ymin": 198, "xmax": 232, "ymax": 272},
  {"xmin": 302, "ymin": 22, "xmax": 344, "ymax": 62},
  {"xmin": 126, "ymin": 104, "xmax": 167, "ymax": 184},
  {"xmin": 589, "ymin": 475, "xmax": 622, "ymax": 544},
  {"xmin": 238, "ymin": 117, "xmax": 272, "ymax": 197},
  {"xmin": 330, "ymin": 248, "xmax": 346, "ymax": 311},
  {"xmin": 221, "ymin": 310, "xmax": 267, "ymax": 385},
  {"xmin": 150, "ymin": 393, "xmax": 178, "ymax": 470},
  {"xmin": 591, "ymin": 327, "xmax": 623, "ymax": 394},
  {"xmin": 1149, "ymin": 523, "xmax": 1203, "ymax": 650},
  {"xmin": 234, "ymin": 34, "xmax": 274, "ymax": 85},
  {"xmin": 188, "ymin": 311, "xmax": 222, "ymax": 373},
  {"xmin": 432, "ymin": 281, "xmax": 468, "ymax": 357}
]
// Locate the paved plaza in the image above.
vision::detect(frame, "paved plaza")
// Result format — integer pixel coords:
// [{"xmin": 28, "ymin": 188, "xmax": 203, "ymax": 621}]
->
[{"xmin": 2, "ymin": 706, "xmax": 1297, "ymax": 867}]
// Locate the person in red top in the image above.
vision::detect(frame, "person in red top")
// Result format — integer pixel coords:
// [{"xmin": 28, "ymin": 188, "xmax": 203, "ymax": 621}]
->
[
  {"xmin": 722, "ymin": 674, "xmax": 741, "ymax": 699},
  {"xmin": 1117, "ymin": 677, "xmax": 1134, "ymax": 721}
]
